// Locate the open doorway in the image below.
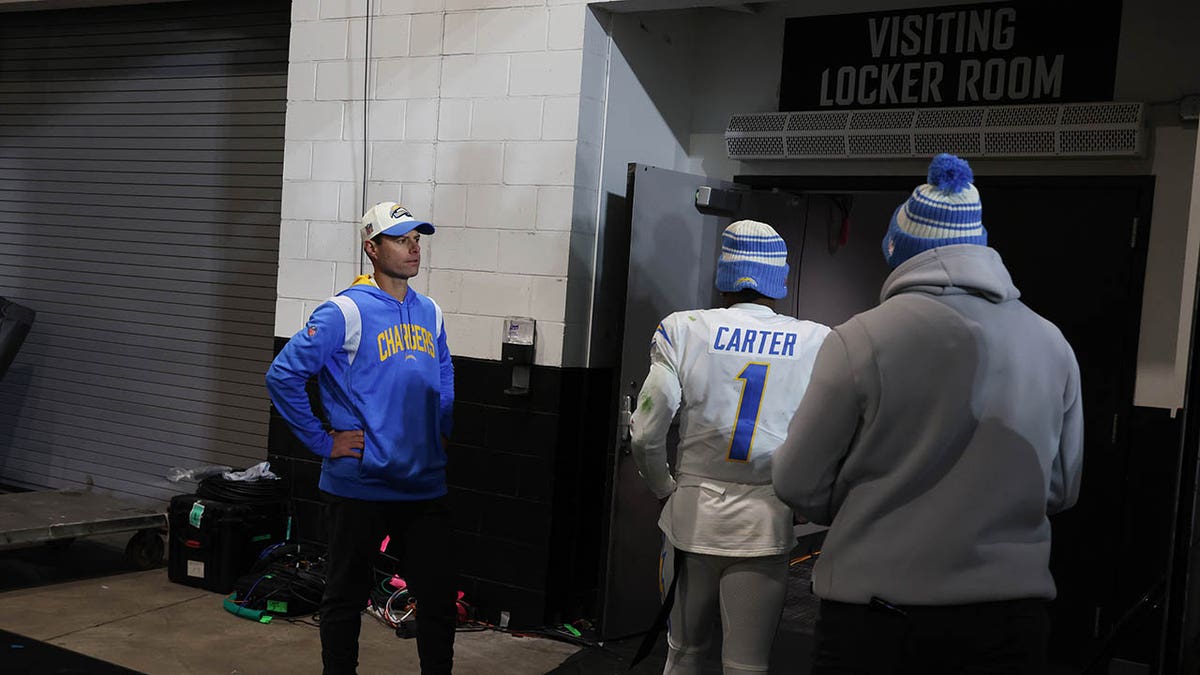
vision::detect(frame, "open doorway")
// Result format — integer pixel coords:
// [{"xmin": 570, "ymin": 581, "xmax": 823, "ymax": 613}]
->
[
  {"xmin": 602, "ymin": 165, "xmax": 1160, "ymax": 669},
  {"xmin": 744, "ymin": 173, "xmax": 1157, "ymax": 668}
]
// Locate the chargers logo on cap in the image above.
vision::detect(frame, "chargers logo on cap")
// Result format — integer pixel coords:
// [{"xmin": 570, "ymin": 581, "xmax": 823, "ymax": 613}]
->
[
  {"xmin": 736, "ymin": 277, "xmax": 758, "ymax": 287},
  {"xmin": 391, "ymin": 205, "xmax": 411, "ymax": 219}
]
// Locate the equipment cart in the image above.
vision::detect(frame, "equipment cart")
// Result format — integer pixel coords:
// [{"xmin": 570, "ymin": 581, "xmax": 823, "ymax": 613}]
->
[{"xmin": 0, "ymin": 488, "xmax": 166, "ymax": 569}]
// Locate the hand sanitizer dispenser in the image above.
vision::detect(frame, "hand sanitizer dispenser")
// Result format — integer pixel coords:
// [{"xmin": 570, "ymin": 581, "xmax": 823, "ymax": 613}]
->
[{"xmin": 502, "ymin": 317, "xmax": 535, "ymax": 395}]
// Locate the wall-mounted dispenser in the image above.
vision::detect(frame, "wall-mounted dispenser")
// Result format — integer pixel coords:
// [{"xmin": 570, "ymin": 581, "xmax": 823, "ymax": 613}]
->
[{"xmin": 502, "ymin": 316, "xmax": 535, "ymax": 395}]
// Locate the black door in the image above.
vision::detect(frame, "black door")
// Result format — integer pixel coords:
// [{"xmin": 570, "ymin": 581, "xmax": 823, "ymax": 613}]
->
[
  {"xmin": 739, "ymin": 173, "xmax": 1152, "ymax": 666},
  {"xmin": 985, "ymin": 181, "xmax": 1149, "ymax": 664}
]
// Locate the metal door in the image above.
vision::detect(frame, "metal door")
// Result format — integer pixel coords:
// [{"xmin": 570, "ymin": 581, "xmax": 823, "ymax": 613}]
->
[{"xmin": 600, "ymin": 164, "xmax": 807, "ymax": 638}]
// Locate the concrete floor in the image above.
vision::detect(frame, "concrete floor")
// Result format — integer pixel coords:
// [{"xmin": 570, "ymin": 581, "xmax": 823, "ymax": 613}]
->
[
  {"xmin": 0, "ymin": 534, "xmax": 581, "ymax": 675},
  {"xmin": 0, "ymin": 526, "xmax": 1094, "ymax": 674}
]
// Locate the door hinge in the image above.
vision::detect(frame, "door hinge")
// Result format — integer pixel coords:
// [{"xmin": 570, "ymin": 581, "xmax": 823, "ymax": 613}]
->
[
  {"xmin": 1130, "ymin": 217, "xmax": 1138, "ymax": 249},
  {"xmin": 1112, "ymin": 413, "xmax": 1119, "ymax": 444}
]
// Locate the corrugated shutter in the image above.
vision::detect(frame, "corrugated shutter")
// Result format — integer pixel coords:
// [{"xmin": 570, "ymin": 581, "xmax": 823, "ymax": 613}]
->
[{"xmin": 0, "ymin": 0, "xmax": 289, "ymax": 503}]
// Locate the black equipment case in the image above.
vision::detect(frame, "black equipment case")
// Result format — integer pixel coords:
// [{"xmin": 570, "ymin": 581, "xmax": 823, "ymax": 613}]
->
[{"xmin": 167, "ymin": 494, "xmax": 289, "ymax": 593}]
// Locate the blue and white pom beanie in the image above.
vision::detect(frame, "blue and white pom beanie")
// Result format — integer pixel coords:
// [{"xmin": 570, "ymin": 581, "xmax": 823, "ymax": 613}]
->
[
  {"xmin": 716, "ymin": 219, "xmax": 789, "ymax": 299},
  {"xmin": 882, "ymin": 153, "xmax": 988, "ymax": 268}
]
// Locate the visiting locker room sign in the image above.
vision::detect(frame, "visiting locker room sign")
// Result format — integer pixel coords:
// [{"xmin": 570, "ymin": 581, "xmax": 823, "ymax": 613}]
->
[{"xmin": 778, "ymin": 0, "xmax": 1121, "ymax": 111}]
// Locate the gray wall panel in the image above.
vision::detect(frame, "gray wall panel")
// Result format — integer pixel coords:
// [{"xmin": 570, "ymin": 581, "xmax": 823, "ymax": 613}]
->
[
  {"xmin": 15, "ymin": 329, "xmax": 273, "ymax": 366},
  {"xmin": 0, "ymin": 63, "xmax": 291, "ymax": 82},
  {"xmin": 18, "ymin": 314, "xmax": 278, "ymax": 352},
  {"xmin": 19, "ymin": 312, "xmax": 277, "ymax": 348},
  {"xmin": 4, "ymin": 39, "xmax": 290, "ymax": 60},
  {"xmin": 0, "ymin": 28, "xmax": 290, "ymax": 50},
  {"xmin": 0, "ymin": 76, "xmax": 288, "ymax": 94},
  {"xmin": 10, "ymin": 354, "xmax": 269, "ymax": 410},
  {"xmin": 0, "ymin": 393, "xmax": 267, "ymax": 441},
  {"xmin": 0, "ymin": 257, "xmax": 277, "ymax": 285},
  {"xmin": 0, "ymin": 290, "xmax": 276, "ymax": 328},
  {"xmin": 0, "ymin": 0, "xmax": 288, "ymax": 500},
  {"xmin": 0, "ymin": 434, "xmax": 190, "ymax": 475},
  {"xmin": 7, "ymin": 345, "xmax": 267, "ymax": 387},
  {"xmin": 1, "ymin": 380, "xmax": 268, "ymax": 425},
  {"xmin": 0, "ymin": 125, "xmax": 286, "ymax": 139},
  {"xmin": 0, "ymin": 232, "xmax": 282, "ymax": 256},
  {"xmin": 0, "ymin": 277, "xmax": 279, "ymax": 308},
  {"xmin": 0, "ymin": 172, "xmax": 285, "ymax": 190},
  {"xmin": 2, "ymin": 145, "xmax": 285, "ymax": 160},
  {"xmin": 0, "ymin": 270, "xmax": 278, "ymax": 303},
  {"xmin": 0, "ymin": 390, "xmax": 269, "ymax": 437},
  {"xmin": 0, "ymin": 136, "xmax": 286, "ymax": 151},
  {"xmin": 0, "ymin": 207, "xmax": 284, "ymax": 226},
  {"xmin": 1, "ymin": 415, "xmax": 267, "ymax": 467},
  {"xmin": 0, "ymin": 243, "xmax": 279, "ymax": 271},
  {"xmin": 5, "ymin": 11, "xmax": 291, "ymax": 38},
  {"xmin": 0, "ymin": 456, "xmax": 182, "ymax": 502},
  {"xmin": 2, "ymin": 406, "xmax": 267, "ymax": 458}
]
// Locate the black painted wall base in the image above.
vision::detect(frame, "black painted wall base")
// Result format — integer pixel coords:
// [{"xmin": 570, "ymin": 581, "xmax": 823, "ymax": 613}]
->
[{"xmin": 267, "ymin": 337, "xmax": 613, "ymax": 628}]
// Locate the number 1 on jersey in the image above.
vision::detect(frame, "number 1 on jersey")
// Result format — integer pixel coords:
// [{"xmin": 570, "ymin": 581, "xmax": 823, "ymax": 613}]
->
[{"xmin": 727, "ymin": 362, "xmax": 769, "ymax": 462}]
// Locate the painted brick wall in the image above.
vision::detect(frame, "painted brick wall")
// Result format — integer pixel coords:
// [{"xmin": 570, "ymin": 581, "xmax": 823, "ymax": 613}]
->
[
  {"xmin": 274, "ymin": 0, "xmax": 615, "ymax": 626},
  {"xmin": 279, "ymin": 0, "xmax": 601, "ymax": 369}
]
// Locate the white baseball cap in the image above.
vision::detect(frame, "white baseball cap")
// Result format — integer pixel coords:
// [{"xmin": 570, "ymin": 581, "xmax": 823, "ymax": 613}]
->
[{"xmin": 360, "ymin": 202, "xmax": 435, "ymax": 241}]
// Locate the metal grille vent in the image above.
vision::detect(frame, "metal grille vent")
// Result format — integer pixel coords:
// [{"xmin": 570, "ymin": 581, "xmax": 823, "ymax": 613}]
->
[
  {"xmin": 985, "ymin": 131, "xmax": 1056, "ymax": 155},
  {"xmin": 914, "ymin": 133, "xmax": 981, "ymax": 156},
  {"xmin": 850, "ymin": 110, "xmax": 915, "ymax": 130},
  {"xmin": 725, "ymin": 101, "xmax": 1145, "ymax": 160},
  {"xmin": 728, "ymin": 113, "xmax": 787, "ymax": 133},
  {"xmin": 986, "ymin": 105, "xmax": 1061, "ymax": 127},
  {"xmin": 1060, "ymin": 102, "xmax": 1141, "ymax": 126},
  {"xmin": 915, "ymin": 108, "xmax": 986, "ymax": 128},
  {"xmin": 727, "ymin": 136, "xmax": 786, "ymax": 157},
  {"xmin": 788, "ymin": 112, "xmax": 849, "ymax": 131},
  {"xmin": 849, "ymin": 134, "xmax": 910, "ymax": 155},
  {"xmin": 1060, "ymin": 129, "xmax": 1141, "ymax": 154},
  {"xmin": 787, "ymin": 135, "xmax": 845, "ymax": 156}
]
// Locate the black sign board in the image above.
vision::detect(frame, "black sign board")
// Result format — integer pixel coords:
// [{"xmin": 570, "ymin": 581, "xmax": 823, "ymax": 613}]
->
[{"xmin": 779, "ymin": 0, "xmax": 1122, "ymax": 111}]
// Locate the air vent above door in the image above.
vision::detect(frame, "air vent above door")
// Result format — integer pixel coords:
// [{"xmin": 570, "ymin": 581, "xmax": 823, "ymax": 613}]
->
[{"xmin": 725, "ymin": 102, "xmax": 1145, "ymax": 160}]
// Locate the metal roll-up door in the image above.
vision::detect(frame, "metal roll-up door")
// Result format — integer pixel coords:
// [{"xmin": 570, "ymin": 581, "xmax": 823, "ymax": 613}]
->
[{"xmin": 0, "ymin": 0, "xmax": 289, "ymax": 502}]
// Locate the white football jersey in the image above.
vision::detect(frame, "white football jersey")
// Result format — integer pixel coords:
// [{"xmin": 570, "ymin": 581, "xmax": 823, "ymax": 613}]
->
[{"xmin": 631, "ymin": 302, "xmax": 830, "ymax": 556}]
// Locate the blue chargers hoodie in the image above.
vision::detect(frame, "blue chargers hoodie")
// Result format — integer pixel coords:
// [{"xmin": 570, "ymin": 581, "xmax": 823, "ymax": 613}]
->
[{"xmin": 266, "ymin": 275, "xmax": 454, "ymax": 501}]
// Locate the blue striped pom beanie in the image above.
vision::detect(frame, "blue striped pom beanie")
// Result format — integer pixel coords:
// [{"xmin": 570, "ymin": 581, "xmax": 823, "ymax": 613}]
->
[
  {"xmin": 716, "ymin": 219, "xmax": 789, "ymax": 299},
  {"xmin": 883, "ymin": 153, "xmax": 988, "ymax": 268}
]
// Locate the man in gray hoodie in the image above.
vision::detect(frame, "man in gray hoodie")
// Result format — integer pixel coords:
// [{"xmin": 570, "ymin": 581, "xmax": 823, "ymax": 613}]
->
[{"xmin": 772, "ymin": 154, "xmax": 1083, "ymax": 675}]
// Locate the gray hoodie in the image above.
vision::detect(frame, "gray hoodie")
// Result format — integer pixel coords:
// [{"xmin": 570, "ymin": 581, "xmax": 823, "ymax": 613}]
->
[{"xmin": 773, "ymin": 244, "xmax": 1083, "ymax": 605}]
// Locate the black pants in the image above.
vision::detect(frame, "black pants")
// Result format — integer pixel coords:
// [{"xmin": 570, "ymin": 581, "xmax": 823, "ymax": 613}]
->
[
  {"xmin": 812, "ymin": 598, "xmax": 1050, "ymax": 675},
  {"xmin": 320, "ymin": 492, "xmax": 457, "ymax": 675}
]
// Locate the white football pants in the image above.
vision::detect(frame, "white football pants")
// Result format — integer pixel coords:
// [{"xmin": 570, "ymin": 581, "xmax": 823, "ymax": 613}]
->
[{"xmin": 659, "ymin": 543, "xmax": 789, "ymax": 675}]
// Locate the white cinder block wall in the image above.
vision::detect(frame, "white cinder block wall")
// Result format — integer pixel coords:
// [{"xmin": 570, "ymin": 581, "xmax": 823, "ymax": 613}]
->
[
  {"xmin": 278, "ymin": 0, "xmax": 594, "ymax": 368},
  {"xmin": 278, "ymin": 0, "xmax": 1200, "ymax": 389}
]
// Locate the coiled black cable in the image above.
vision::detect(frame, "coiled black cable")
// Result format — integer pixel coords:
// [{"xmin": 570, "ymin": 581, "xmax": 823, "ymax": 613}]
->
[{"xmin": 197, "ymin": 475, "xmax": 287, "ymax": 504}]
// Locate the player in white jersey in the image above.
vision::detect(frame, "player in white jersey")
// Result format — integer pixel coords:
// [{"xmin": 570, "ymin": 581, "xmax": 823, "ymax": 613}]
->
[{"xmin": 631, "ymin": 219, "xmax": 830, "ymax": 675}]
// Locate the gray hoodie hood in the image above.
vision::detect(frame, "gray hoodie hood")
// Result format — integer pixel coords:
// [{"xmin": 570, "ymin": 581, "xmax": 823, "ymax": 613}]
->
[{"xmin": 881, "ymin": 244, "xmax": 1020, "ymax": 304}]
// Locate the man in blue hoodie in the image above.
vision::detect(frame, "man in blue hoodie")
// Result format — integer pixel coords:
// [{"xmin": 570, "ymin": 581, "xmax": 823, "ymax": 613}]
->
[
  {"xmin": 266, "ymin": 202, "xmax": 456, "ymax": 675},
  {"xmin": 773, "ymin": 155, "xmax": 1083, "ymax": 674}
]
